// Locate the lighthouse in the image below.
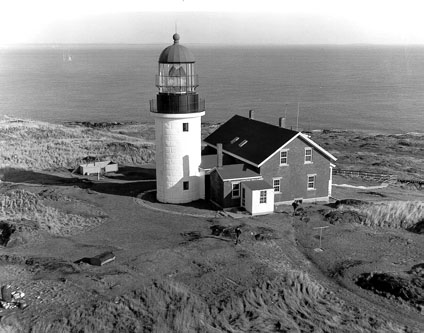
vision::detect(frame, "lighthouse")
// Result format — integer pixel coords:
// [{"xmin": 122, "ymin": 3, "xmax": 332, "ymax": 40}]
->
[{"xmin": 150, "ymin": 33, "xmax": 205, "ymax": 203}]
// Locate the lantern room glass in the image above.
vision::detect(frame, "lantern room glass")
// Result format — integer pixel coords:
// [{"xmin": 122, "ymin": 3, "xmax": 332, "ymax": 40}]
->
[{"xmin": 157, "ymin": 63, "xmax": 198, "ymax": 94}]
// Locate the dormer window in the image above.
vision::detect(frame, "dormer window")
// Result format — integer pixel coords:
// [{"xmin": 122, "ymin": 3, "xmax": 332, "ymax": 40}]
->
[
  {"xmin": 230, "ymin": 137, "xmax": 239, "ymax": 144},
  {"xmin": 239, "ymin": 140, "xmax": 248, "ymax": 147}
]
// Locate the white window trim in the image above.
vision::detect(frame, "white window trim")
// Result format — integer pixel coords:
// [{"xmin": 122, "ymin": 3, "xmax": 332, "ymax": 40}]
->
[
  {"xmin": 231, "ymin": 182, "xmax": 241, "ymax": 198},
  {"xmin": 259, "ymin": 190, "xmax": 267, "ymax": 204},
  {"xmin": 307, "ymin": 174, "xmax": 316, "ymax": 191},
  {"xmin": 273, "ymin": 177, "xmax": 282, "ymax": 193},
  {"xmin": 304, "ymin": 147, "xmax": 313, "ymax": 164},
  {"xmin": 279, "ymin": 149, "xmax": 289, "ymax": 166}
]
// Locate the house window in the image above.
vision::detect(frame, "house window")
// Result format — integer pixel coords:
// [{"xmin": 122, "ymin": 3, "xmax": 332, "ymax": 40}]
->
[
  {"xmin": 183, "ymin": 123, "xmax": 189, "ymax": 132},
  {"xmin": 183, "ymin": 181, "xmax": 189, "ymax": 190},
  {"xmin": 307, "ymin": 175, "xmax": 316, "ymax": 190},
  {"xmin": 305, "ymin": 148, "xmax": 313, "ymax": 163},
  {"xmin": 280, "ymin": 149, "xmax": 288, "ymax": 165},
  {"xmin": 232, "ymin": 182, "xmax": 240, "ymax": 198},
  {"xmin": 259, "ymin": 190, "xmax": 267, "ymax": 204},
  {"xmin": 273, "ymin": 178, "xmax": 281, "ymax": 193}
]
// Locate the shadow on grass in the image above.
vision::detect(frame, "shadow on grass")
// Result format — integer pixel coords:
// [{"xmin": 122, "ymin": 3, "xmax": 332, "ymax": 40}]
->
[
  {"xmin": 0, "ymin": 167, "xmax": 156, "ymax": 197},
  {"xmin": 104, "ymin": 165, "xmax": 156, "ymax": 181},
  {"xmin": 141, "ymin": 190, "xmax": 217, "ymax": 213}
]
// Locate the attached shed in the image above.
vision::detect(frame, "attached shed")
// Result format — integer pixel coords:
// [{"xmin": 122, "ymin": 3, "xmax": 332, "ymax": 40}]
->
[
  {"xmin": 209, "ymin": 164, "xmax": 262, "ymax": 209},
  {"xmin": 241, "ymin": 180, "xmax": 274, "ymax": 216}
]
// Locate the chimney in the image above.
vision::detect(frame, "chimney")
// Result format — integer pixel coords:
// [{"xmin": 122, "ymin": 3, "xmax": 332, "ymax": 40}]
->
[
  {"xmin": 249, "ymin": 109, "xmax": 254, "ymax": 120},
  {"xmin": 279, "ymin": 117, "xmax": 286, "ymax": 128},
  {"xmin": 217, "ymin": 143, "xmax": 223, "ymax": 168}
]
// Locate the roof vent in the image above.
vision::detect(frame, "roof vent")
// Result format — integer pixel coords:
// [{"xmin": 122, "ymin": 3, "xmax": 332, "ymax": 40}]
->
[
  {"xmin": 239, "ymin": 140, "xmax": 248, "ymax": 147},
  {"xmin": 230, "ymin": 137, "xmax": 240, "ymax": 144}
]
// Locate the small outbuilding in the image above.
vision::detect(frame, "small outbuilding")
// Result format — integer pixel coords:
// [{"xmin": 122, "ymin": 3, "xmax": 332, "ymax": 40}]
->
[
  {"xmin": 78, "ymin": 160, "xmax": 118, "ymax": 176},
  {"xmin": 241, "ymin": 180, "xmax": 274, "ymax": 216}
]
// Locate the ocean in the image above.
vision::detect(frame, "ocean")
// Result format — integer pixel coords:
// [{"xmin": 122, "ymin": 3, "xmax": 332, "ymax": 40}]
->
[{"xmin": 1, "ymin": 45, "xmax": 423, "ymax": 133}]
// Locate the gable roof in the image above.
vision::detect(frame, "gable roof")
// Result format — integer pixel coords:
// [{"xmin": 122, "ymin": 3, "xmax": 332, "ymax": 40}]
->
[
  {"xmin": 243, "ymin": 180, "xmax": 273, "ymax": 191},
  {"xmin": 204, "ymin": 115, "xmax": 298, "ymax": 166},
  {"xmin": 214, "ymin": 164, "xmax": 262, "ymax": 181},
  {"xmin": 204, "ymin": 115, "xmax": 336, "ymax": 167},
  {"xmin": 79, "ymin": 160, "xmax": 116, "ymax": 168}
]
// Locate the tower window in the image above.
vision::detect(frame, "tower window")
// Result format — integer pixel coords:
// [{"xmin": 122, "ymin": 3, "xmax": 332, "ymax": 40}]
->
[
  {"xmin": 183, "ymin": 123, "xmax": 189, "ymax": 132},
  {"xmin": 183, "ymin": 181, "xmax": 189, "ymax": 190}
]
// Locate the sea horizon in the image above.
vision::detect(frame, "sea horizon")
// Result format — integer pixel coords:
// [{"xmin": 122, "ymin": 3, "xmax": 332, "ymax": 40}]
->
[{"xmin": 1, "ymin": 44, "xmax": 423, "ymax": 134}]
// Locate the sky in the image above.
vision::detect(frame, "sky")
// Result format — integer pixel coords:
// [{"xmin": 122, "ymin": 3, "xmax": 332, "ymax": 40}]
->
[{"xmin": 1, "ymin": 0, "xmax": 424, "ymax": 45}]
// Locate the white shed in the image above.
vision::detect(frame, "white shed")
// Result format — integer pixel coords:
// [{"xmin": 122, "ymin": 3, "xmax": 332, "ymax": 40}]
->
[
  {"xmin": 241, "ymin": 180, "xmax": 274, "ymax": 216},
  {"xmin": 78, "ymin": 160, "xmax": 118, "ymax": 175}
]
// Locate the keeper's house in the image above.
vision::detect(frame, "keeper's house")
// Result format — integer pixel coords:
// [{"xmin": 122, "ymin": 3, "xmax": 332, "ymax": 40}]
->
[{"xmin": 201, "ymin": 113, "xmax": 336, "ymax": 214}]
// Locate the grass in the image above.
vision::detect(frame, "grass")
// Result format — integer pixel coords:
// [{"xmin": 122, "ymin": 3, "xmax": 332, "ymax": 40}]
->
[
  {"xmin": 0, "ymin": 189, "xmax": 105, "ymax": 237},
  {"xmin": 0, "ymin": 120, "xmax": 155, "ymax": 170},
  {"xmin": 16, "ymin": 271, "xmax": 407, "ymax": 333},
  {"xmin": 338, "ymin": 201, "xmax": 424, "ymax": 230}
]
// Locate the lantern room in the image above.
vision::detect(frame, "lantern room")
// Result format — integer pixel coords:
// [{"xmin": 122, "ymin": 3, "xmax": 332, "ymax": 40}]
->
[{"xmin": 150, "ymin": 33, "xmax": 205, "ymax": 114}]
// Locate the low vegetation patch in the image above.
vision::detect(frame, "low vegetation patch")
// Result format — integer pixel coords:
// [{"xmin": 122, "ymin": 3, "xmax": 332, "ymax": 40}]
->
[
  {"xmin": 336, "ymin": 201, "xmax": 424, "ymax": 231},
  {"xmin": 0, "ymin": 120, "xmax": 155, "ymax": 170},
  {"xmin": 0, "ymin": 189, "xmax": 106, "ymax": 238},
  {"xmin": 16, "ymin": 272, "xmax": 406, "ymax": 332}
]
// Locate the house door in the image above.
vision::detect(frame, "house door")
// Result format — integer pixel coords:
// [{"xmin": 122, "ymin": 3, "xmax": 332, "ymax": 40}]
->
[
  {"xmin": 205, "ymin": 174, "xmax": 211, "ymax": 200},
  {"xmin": 241, "ymin": 188, "xmax": 246, "ymax": 207}
]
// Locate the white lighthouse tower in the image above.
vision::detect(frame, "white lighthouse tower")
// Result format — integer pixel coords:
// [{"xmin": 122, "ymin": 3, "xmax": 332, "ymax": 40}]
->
[{"xmin": 150, "ymin": 33, "xmax": 205, "ymax": 203}]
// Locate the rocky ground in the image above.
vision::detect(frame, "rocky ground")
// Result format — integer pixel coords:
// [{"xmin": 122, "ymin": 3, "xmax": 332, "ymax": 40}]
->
[{"xmin": 0, "ymin": 119, "xmax": 423, "ymax": 332}]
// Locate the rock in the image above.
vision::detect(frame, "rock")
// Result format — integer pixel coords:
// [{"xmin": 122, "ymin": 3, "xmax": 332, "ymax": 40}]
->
[
  {"xmin": 407, "ymin": 219, "xmax": 424, "ymax": 234},
  {"xmin": 17, "ymin": 301, "xmax": 27, "ymax": 310},
  {"xmin": 335, "ymin": 199, "xmax": 368, "ymax": 207},
  {"xmin": 1, "ymin": 285, "xmax": 12, "ymax": 303},
  {"xmin": 409, "ymin": 263, "xmax": 424, "ymax": 276},
  {"xmin": 324, "ymin": 210, "xmax": 365, "ymax": 225}
]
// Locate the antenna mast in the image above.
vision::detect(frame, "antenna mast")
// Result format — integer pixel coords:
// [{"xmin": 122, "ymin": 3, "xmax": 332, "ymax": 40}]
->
[{"xmin": 296, "ymin": 102, "xmax": 300, "ymax": 131}]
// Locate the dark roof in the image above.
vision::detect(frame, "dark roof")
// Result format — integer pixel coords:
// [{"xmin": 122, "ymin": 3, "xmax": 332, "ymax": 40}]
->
[
  {"xmin": 204, "ymin": 115, "xmax": 298, "ymax": 166},
  {"xmin": 200, "ymin": 154, "xmax": 217, "ymax": 169},
  {"xmin": 159, "ymin": 34, "xmax": 195, "ymax": 63},
  {"xmin": 243, "ymin": 180, "xmax": 273, "ymax": 191},
  {"xmin": 215, "ymin": 164, "xmax": 261, "ymax": 181}
]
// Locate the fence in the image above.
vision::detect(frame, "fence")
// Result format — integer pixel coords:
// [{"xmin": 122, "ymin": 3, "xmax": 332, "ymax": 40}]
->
[{"xmin": 333, "ymin": 168, "xmax": 424, "ymax": 189}]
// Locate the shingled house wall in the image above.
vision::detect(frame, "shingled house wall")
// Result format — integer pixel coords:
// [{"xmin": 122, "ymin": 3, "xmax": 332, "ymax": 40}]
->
[{"xmin": 259, "ymin": 136, "xmax": 331, "ymax": 203}]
